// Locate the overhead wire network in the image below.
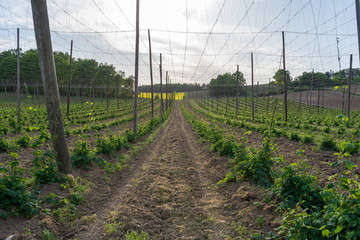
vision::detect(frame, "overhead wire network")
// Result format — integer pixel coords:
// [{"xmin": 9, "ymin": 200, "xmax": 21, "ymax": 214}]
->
[{"xmin": 0, "ymin": 0, "xmax": 358, "ymax": 85}]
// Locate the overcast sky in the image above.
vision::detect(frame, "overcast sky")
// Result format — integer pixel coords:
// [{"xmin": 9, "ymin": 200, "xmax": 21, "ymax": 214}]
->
[{"xmin": 0, "ymin": 0, "xmax": 358, "ymax": 85}]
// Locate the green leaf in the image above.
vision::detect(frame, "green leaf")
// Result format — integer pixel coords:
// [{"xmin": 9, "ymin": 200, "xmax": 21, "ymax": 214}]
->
[
  {"xmin": 335, "ymin": 225, "xmax": 343, "ymax": 234},
  {"xmin": 322, "ymin": 229, "xmax": 330, "ymax": 238}
]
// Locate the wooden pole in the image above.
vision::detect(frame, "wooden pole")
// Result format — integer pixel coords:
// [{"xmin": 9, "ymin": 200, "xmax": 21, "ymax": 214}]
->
[
  {"xmin": 356, "ymin": 0, "xmax": 360, "ymax": 65},
  {"xmin": 31, "ymin": 0, "xmax": 71, "ymax": 173},
  {"xmin": 317, "ymin": 79, "xmax": 320, "ymax": 113},
  {"xmin": 299, "ymin": 84, "xmax": 302, "ymax": 112},
  {"xmin": 251, "ymin": 53, "xmax": 254, "ymax": 121},
  {"xmin": 106, "ymin": 73, "xmax": 110, "ymax": 109},
  {"xmin": 225, "ymin": 74, "xmax": 229, "ymax": 116},
  {"xmin": 236, "ymin": 65, "xmax": 239, "ymax": 118},
  {"xmin": 66, "ymin": 40, "xmax": 73, "ymax": 116},
  {"xmin": 282, "ymin": 31, "xmax": 288, "ymax": 122},
  {"xmin": 347, "ymin": 54, "xmax": 353, "ymax": 118},
  {"xmin": 165, "ymin": 71, "xmax": 168, "ymax": 111},
  {"xmin": 148, "ymin": 29, "xmax": 154, "ymax": 121},
  {"xmin": 160, "ymin": 54, "xmax": 163, "ymax": 120},
  {"xmin": 309, "ymin": 69, "xmax": 314, "ymax": 114},
  {"xmin": 16, "ymin": 28, "xmax": 20, "ymax": 123},
  {"xmin": 133, "ymin": 0, "xmax": 140, "ymax": 135},
  {"xmin": 267, "ymin": 78, "xmax": 270, "ymax": 114},
  {"xmin": 256, "ymin": 81, "xmax": 259, "ymax": 113}
]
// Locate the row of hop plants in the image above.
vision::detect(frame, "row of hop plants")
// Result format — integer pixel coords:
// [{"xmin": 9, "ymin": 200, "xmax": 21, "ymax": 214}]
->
[
  {"xmin": 0, "ymin": 102, "xmax": 173, "ymax": 221},
  {"xmin": 182, "ymin": 100, "xmax": 360, "ymax": 240},
  {"xmin": 190, "ymin": 99, "xmax": 360, "ymax": 154}
]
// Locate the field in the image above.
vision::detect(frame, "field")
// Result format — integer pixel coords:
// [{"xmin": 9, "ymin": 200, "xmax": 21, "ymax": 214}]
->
[{"xmin": 1, "ymin": 93, "xmax": 360, "ymax": 239}]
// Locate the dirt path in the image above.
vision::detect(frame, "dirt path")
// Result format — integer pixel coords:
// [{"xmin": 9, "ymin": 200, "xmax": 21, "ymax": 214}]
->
[{"xmin": 72, "ymin": 101, "xmax": 232, "ymax": 239}]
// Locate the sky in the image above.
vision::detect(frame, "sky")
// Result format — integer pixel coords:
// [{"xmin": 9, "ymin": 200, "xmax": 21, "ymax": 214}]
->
[{"xmin": 0, "ymin": 0, "xmax": 358, "ymax": 86}]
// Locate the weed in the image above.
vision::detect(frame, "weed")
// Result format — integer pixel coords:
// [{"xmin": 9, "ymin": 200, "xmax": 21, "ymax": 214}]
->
[
  {"xmin": 255, "ymin": 216, "xmax": 265, "ymax": 227},
  {"xmin": 105, "ymin": 220, "xmax": 124, "ymax": 235},
  {"xmin": 124, "ymin": 230, "xmax": 151, "ymax": 240},
  {"xmin": 41, "ymin": 229, "xmax": 56, "ymax": 240}
]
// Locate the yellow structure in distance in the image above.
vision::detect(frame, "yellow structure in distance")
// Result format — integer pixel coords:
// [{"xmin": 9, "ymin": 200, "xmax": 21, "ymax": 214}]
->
[{"xmin": 138, "ymin": 92, "xmax": 185, "ymax": 100}]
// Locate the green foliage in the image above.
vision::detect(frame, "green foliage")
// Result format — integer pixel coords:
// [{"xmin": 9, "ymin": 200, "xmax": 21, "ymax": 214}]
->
[
  {"xmin": 0, "ymin": 123, "xmax": 9, "ymax": 135},
  {"xmin": 303, "ymin": 134, "xmax": 314, "ymax": 143},
  {"xmin": 232, "ymin": 139, "xmax": 277, "ymax": 187},
  {"xmin": 339, "ymin": 141, "xmax": 358, "ymax": 155},
  {"xmin": 0, "ymin": 160, "xmax": 40, "ymax": 220},
  {"xmin": 320, "ymin": 136, "xmax": 338, "ymax": 151},
  {"xmin": 0, "ymin": 138, "xmax": 9, "ymax": 152},
  {"xmin": 41, "ymin": 229, "xmax": 57, "ymax": 240},
  {"xmin": 290, "ymin": 132, "xmax": 301, "ymax": 141},
  {"xmin": 124, "ymin": 231, "xmax": 151, "ymax": 240},
  {"xmin": 52, "ymin": 201, "xmax": 78, "ymax": 222},
  {"xmin": 16, "ymin": 134, "xmax": 31, "ymax": 148},
  {"xmin": 32, "ymin": 150, "xmax": 61, "ymax": 185},
  {"xmin": 277, "ymin": 152, "xmax": 360, "ymax": 239},
  {"xmin": 211, "ymin": 137, "xmax": 244, "ymax": 158},
  {"xmin": 124, "ymin": 129, "xmax": 136, "ymax": 143},
  {"xmin": 272, "ymin": 165, "xmax": 324, "ymax": 211},
  {"xmin": 95, "ymin": 137, "xmax": 116, "ymax": 154},
  {"xmin": 71, "ymin": 140, "xmax": 105, "ymax": 169}
]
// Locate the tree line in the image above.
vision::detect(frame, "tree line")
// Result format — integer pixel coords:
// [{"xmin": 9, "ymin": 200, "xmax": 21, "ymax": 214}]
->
[
  {"xmin": 0, "ymin": 49, "xmax": 134, "ymax": 98},
  {"xmin": 206, "ymin": 68, "xmax": 360, "ymax": 97}
]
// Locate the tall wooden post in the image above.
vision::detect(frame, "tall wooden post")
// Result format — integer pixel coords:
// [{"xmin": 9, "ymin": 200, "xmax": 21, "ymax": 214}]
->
[
  {"xmin": 299, "ymin": 84, "xmax": 302, "ymax": 112},
  {"xmin": 282, "ymin": 31, "xmax": 288, "ymax": 122},
  {"xmin": 347, "ymin": 54, "xmax": 353, "ymax": 118},
  {"xmin": 317, "ymin": 79, "xmax": 320, "ymax": 113},
  {"xmin": 106, "ymin": 73, "xmax": 110, "ymax": 109},
  {"xmin": 66, "ymin": 40, "xmax": 73, "ymax": 116},
  {"xmin": 309, "ymin": 69, "xmax": 314, "ymax": 114},
  {"xmin": 256, "ymin": 81, "xmax": 259, "ymax": 112},
  {"xmin": 148, "ymin": 29, "xmax": 154, "ymax": 121},
  {"xmin": 225, "ymin": 74, "xmax": 229, "ymax": 116},
  {"xmin": 165, "ymin": 71, "xmax": 168, "ymax": 111},
  {"xmin": 133, "ymin": 0, "xmax": 140, "ymax": 135},
  {"xmin": 236, "ymin": 65, "xmax": 239, "ymax": 118},
  {"xmin": 267, "ymin": 78, "xmax": 270, "ymax": 114},
  {"xmin": 356, "ymin": 0, "xmax": 360, "ymax": 64},
  {"xmin": 251, "ymin": 53, "xmax": 254, "ymax": 121},
  {"xmin": 160, "ymin": 54, "xmax": 163, "ymax": 120},
  {"xmin": 16, "ymin": 28, "xmax": 21, "ymax": 123},
  {"xmin": 31, "ymin": 0, "xmax": 72, "ymax": 173}
]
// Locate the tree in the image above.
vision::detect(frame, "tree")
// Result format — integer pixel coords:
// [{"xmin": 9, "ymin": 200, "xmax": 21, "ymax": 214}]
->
[
  {"xmin": 293, "ymin": 71, "xmax": 332, "ymax": 88},
  {"xmin": 21, "ymin": 49, "xmax": 41, "ymax": 85},
  {"xmin": 273, "ymin": 69, "xmax": 291, "ymax": 85},
  {"xmin": 208, "ymin": 71, "xmax": 246, "ymax": 97}
]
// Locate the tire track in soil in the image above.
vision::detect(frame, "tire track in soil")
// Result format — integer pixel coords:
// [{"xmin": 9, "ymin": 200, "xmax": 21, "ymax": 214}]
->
[{"xmin": 75, "ymin": 102, "xmax": 228, "ymax": 239}]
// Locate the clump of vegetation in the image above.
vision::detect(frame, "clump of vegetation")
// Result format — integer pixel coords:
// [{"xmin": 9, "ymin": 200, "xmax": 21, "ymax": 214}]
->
[
  {"xmin": 32, "ymin": 150, "xmax": 61, "ymax": 185},
  {"xmin": 0, "ymin": 157, "xmax": 40, "ymax": 220},
  {"xmin": 71, "ymin": 140, "xmax": 105, "ymax": 169},
  {"xmin": 124, "ymin": 129, "xmax": 136, "ymax": 143},
  {"xmin": 0, "ymin": 138, "xmax": 9, "ymax": 152},
  {"xmin": 272, "ymin": 164, "xmax": 324, "ymax": 211},
  {"xmin": 96, "ymin": 137, "xmax": 116, "ymax": 154},
  {"xmin": 221, "ymin": 139, "xmax": 278, "ymax": 187},
  {"xmin": 320, "ymin": 136, "xmax": 337, "ymax": 151},
  {"xmin": 303, "ymin": 134, "xmax": 314, "ymax": 143},
  {"xmin": 277, "ymin": 145, "xmax": 360, "ymax": 239},
  {"xmin": 124, "ymin": 230, "xmax": 151, "ymax": 240},
  {"xmin": 290, "ymin": 132, "xmax": 301, "ymax": 141},
  {"xmin": 16, "ymin": 134, "xmax": 31, "ymax": 148}
]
